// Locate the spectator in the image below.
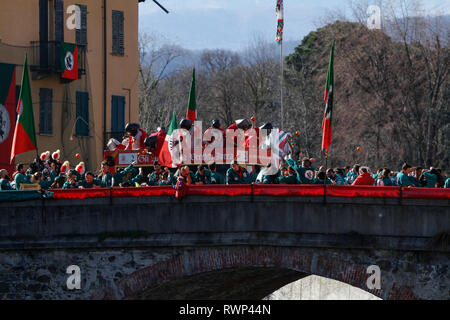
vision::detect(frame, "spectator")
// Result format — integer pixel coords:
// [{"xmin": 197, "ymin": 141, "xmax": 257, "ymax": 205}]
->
[
  {"xmin": 209, "ymin": 163, "xmax": 225, "ymax": 185},
  {"xmin": 14, "ymin": 164, "xmax": 30, "ymax": 190},
  {"xmin": 293, "ymin": 157, "xmax": 316, "ymax": 184},
  {"xmin": 112, "ymin": 162, "xmax": 136, "ymax": 187},
  {"xmin": 352, "ymin": 167, "xmax": 375, "ymax": 186},
  {"xmin": 419, "ymin": 168, "xmax": 438, "ymax": 188},
  {"xmin": 98, "ymin": 161, "xmax": 113, "ymax": 187},
  {"xmin": 148, "ymin": 161, "xmax": 163, "ymax": 186},
  {"xmin": 194, "ymin": 165, "xmax": 211, "ymax": 185},
  {"xmin": 397, "ymin": 163, "xmax": 416, "ymax": 187},
  {"xmin": 315, "ymin": 171, "xmax": 333, "ymax": 185},
  {"xmin": 157, "ymin": 167, "xmax": 173, "ymax": 186},
  {"xmin": 346, "ymin": 164, "xmax": 360, "ymax": 185},
  {"xmin": 62, "ymin": 171, "xmax": 78, "ymax": 189},
  {"xmin": 79, "ymin": 172, "xmax": 102, "ymax": 189},
  {"xmin": 376, "ymin": 168, "xmax": 393, "ymax": 186},
  {"xmin": 226, "ymin": 161, "xmax": 251, "ymax": 184},
  {"xmin": 0, "ymin": 169, "xmax": 12, "ymax": 190},
  {"xmin": 334, "ymin": 168, "xmax": 346, "ymax": 185},
  {"xmin": 444, "ymin": 177, "xmax": 450, "ymax": 188},
  {"xmin": 278, "ymin": 163, "xmax": 297, "ymax": 184},
  {"xmin": 51, "ymin": 175, "xmax": 66, "ymax": 189}
]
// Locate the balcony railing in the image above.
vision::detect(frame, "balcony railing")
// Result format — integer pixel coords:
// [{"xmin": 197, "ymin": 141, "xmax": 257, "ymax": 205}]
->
[{"xmin": 29, "ymin": 41, "xmax": 86, "ymax": 78}]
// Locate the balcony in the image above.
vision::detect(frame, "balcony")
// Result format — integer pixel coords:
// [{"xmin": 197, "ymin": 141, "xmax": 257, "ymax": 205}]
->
[{"xmin": 29, "ymin": 41, "xmax": 86, "ymax": 80}]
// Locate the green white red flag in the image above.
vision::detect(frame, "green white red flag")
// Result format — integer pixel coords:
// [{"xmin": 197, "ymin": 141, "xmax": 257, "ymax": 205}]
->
[
  {"xmin": 321, "ymin": 40, "xmax": 335, "ymax": 156},
  {"xmin": 158, "ymin": 111, "xmax": 178, "ymax": 168},
  {"xmin": 186, "ymin": 68, "xmax": 196, "ymax": 121},
  {"xmin": 61, "ymin": 42, "xmax": 78, "ymax": 80},
  {"xmin": 10, "ymin": 54, "xmax": 37, "ymax": 162},
  {"xmin": 0, "ymin": 63, "xmax": 16, "ymax": 172}
]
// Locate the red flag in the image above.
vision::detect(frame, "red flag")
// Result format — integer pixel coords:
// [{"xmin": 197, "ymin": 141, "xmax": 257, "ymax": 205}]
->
[{"xmin": 321, "ymin": 40, "xmax": 334, "ymax": 156}]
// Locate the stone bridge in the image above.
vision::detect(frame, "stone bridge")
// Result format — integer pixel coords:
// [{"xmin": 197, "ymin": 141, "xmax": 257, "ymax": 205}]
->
[{"xmin": 0, "ymin": 194, "xmax": 448, "ymax": 300}]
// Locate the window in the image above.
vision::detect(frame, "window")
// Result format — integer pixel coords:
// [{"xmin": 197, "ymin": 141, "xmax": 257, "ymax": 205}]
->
[
  {"xmin": 112, "ymin": 10, "xmax": 124, "ymax": 56},
  {"xmin": 54, "ymin": 0, "xmax": 64, "ymax": 42},
  {"xmin": 39, "ymin": 88, "xmax": 53, "ymax": 135},
  {"xmin": 111, "ymin": 95, "xmax": 125, "ymax": 140},
  {"xmin": 76, "ymin": 4, "xmax": 87, "ymax": 50},
  {"xmin": 76, "ymin": 91, "xmax": 89, "ymax": 136}
]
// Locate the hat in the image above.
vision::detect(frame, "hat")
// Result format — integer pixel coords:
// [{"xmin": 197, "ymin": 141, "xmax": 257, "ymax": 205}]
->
[
  {"xmin": 40, "ymin": 151, "xmax": 50, "ymax": 161},
  {"xmin": 60, "ymin": 161, "xmax": 70, "ymax": 174},
  {"xmin": 52, "ymin": 149, "xmax": 61, "ymax": 161},
  {"xmin": 75, "ymin": 162, "xmax": 85, "ymax": 175}
]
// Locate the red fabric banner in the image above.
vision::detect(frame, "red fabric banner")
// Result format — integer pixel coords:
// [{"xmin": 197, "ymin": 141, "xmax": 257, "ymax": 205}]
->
[{"xmin": 50, "ymin": 185, "xmax": 450, "ymax": 200}]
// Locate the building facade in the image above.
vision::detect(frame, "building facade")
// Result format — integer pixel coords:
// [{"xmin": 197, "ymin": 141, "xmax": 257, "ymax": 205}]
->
[{"xmin": 0, "ymin": 0, "xmax": 144, "ymax": 171}]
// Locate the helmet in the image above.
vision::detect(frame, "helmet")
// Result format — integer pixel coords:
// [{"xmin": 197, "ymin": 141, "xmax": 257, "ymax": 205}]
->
[
  {"xmin": 125, "ymin": 123, "xmax": 140, "ymax": 136},
  {"xmin": 179, "ymin": 119, "xmax": 193, "ymax": 130},
  {"xmin": 260, "ymin": 122, "xmax": 273, "ymax": 130},
  {"xmin": 212, "ymin": 119, "xmax": 221, "ymax": 129},
  {"xmin": 157, "ymin": 126, "xmax": 166, "ymax": 133},
  {"xmin": 235, "ymin": 119, "xmax": 251, "ymax": 130}
]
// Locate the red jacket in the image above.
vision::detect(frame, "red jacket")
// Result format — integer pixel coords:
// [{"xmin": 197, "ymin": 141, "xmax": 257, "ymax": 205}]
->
[{"xmin": 352, "ymin": 172, "xmax": 375, "ymax": 186}]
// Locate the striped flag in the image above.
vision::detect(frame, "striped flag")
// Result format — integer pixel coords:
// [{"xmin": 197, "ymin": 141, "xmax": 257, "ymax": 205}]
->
[
  {"xmin": 10, "ymin": 54, "xmax": 37, "ymax": 162},
  {"xmin": 186, "ymin": 68, "xmax": 196, "ymax": 121},
  {"xmin": 321, "ymin": 40, "xmax": 335, "ymax": 156},
  {"xmin": 276, "ymin": 0, "xmax": 284, "ymax": 45}
]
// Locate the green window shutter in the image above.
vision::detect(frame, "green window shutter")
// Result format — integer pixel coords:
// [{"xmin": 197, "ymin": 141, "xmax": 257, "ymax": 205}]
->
[
  {"xmin": 111, "ymin": 95, "xmax": 125, "ymax": 140},
  {"xmin": 39, "ymin": 88, "xmax": 53, "ymax": 135},
  {"xmin": 76, "ymin": 91, "xmax": 89, "ymax": 136},
  {"xmin": 54, "ymin": 0, "xmax": 64, "ymax": 42},
  {"xmin": 112, "ymin": 10, "xmax": 124, "ymax": 56}
]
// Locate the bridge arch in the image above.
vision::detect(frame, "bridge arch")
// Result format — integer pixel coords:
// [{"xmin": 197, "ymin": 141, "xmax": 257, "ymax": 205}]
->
[{"xmin": 91, "ymin": 246, "xmax": 420, "ymax": 300}]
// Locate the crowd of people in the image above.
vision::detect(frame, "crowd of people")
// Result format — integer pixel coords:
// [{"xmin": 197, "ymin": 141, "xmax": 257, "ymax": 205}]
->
[
  {"xmin": 1, "ymin": 119, "xmax": 449, "ymax": 192},
  {"xmin": 1, "ymin": 155, "xmax": 449, "ymax": 191}
]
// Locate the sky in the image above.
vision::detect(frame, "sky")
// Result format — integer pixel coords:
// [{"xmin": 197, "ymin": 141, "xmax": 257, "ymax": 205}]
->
[{"xmin": 138, "ymin": 0, "xmax": 450, "ymax": 51}]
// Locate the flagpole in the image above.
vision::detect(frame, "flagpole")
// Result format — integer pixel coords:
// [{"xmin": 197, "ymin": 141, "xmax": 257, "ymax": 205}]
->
[{"xmin": 280, "ymin": 40, "xmax": 284, "ymax": 130}]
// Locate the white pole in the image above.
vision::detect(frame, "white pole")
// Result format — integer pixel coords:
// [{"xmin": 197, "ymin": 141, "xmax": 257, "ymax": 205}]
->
[{"xmin": 280, "ymin": 40, "xmax": 284, "ymax": 129}]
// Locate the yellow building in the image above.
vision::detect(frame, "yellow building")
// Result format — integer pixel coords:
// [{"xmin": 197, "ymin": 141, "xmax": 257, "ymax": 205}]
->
[{"xmin": 0, "ymin": 0, "xmax": 145, "ymax": 171}]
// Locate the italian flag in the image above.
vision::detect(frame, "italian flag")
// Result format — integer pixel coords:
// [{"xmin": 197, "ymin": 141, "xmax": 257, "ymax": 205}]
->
[
  {"xmin": 158, "ymin": 111, "xmax": 178, "ymax": 168},
  {"xmin": 61, "ymin": 42, "xmax": 78, "ymax": 80},
  {"xmin": 186, "ymin": 68, "xmax": 196, "ymax": 121},
  {"xmin": 321, "ymin": 40, "xmax": 334, "ymax": 156},
  {"xmin": 10, "ymin": 54, "xmax": 37, "ymax": 162}
]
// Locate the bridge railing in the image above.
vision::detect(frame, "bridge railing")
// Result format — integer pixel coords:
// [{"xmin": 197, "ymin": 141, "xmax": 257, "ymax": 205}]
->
[{"xmin": 46, "ymin": 185, "xmax": 450, "ymax": 200}]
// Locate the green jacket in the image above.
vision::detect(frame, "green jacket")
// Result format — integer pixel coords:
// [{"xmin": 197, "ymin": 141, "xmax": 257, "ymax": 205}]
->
[
  {"xmin": 278, "ymin": 174, "xmax": 297, "ymax": 184},
  {"xmin": 420, "ymin": 171, "xmax": 437, "ymax": 188},
  {"xmin": 194, "ymin": 169, "xmax": 212, "ymax": 185},
  {"xmin": 79, "ymin": 178, "xmax": 102, "ymax": 189},
  {"xmin": 444, "ymin": 178, "xmax": 450, "ymax": 188},
  {"xmin": 376, "ymin": 177, "xmax": 393, "ymax": 186},
  {"xmin": 0, "ymin": 178, "xmax": 13, "ymax": 190},
  {"xmin": 286, "ymin": 159, "xmax": 315, "ymax": 184},
  {"xmin": 210, "ymin": 171, "xmax": 225, "ymax": 184},
  {"xmin": 226, "ymin": 167, "xmax": 251, "ymax": 184},
  {"xmin": 112, "ymin": 164, "xmax": 135, "ymax": 187},
  {"xmin": 99, "ymin": 172, "xmax": 113, "ymax": 187},
  {"xmin": 62, "ymin": 181, "xmax": 78, "ymax": 189},
  {"xmin": 14, "ymin": 173, "xmax": 29, "ymax": 190},
  {"xmin": 396, "ymin": 172, "xmax": 415, "ymax": 187}
]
